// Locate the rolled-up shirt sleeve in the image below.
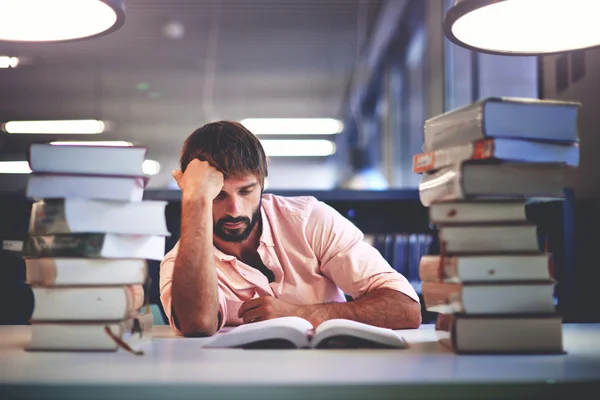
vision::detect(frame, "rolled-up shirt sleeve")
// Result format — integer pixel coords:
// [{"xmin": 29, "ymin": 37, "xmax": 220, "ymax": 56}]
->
[
  {"xmin": 306, "ymin": 201, "xmax": 419, "ymax": 303},
  {"xmin": 159, "ymin": 241, "xmax": 227, "ymax": 334}
]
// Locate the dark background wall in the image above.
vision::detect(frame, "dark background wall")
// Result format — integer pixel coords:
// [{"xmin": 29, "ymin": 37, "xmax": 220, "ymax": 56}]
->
[{"xmin": 541, "ymin": 48, "xmax": 600, "ymax": 321}]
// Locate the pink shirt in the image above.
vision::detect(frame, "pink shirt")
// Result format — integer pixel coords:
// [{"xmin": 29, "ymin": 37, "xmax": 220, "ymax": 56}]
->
[{"xmin": 159, "ymin": 194, "xmax": 419, "ymax": 332}]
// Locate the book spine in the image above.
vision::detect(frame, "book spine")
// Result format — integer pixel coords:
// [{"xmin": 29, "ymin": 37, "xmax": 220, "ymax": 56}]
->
[
  {"xmin": 424, "ymin": 101, "xmax": 485, "ymax": 152},
  {"xmin": 418, "ymin": 165, "xmax": 465, "ymax": 207},
  {"xmin": 24, "ymin": 234, "xmax": 107, "ymax": 258},
  {"xmin": 29, "ymin": 200, "xmax": 71, "ymax": 235},
  {"xmin": 413, "ymin": 139, "xmax": 495, "ymax": 174}
]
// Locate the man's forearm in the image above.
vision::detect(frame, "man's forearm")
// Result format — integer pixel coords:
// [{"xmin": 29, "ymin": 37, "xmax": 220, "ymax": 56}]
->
[
  {"xmin": 171, "ymin": 195, "xmax": 219, "ymax": 336},
  {"xmin": 298, "ymin": 288, "xmax": 421, "ymax": 329}
]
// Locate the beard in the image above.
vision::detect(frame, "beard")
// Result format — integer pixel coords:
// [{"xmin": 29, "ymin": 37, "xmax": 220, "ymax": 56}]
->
[{"xmin": 214, "ymin": 199, "xmax": 262, "ymax": 243}]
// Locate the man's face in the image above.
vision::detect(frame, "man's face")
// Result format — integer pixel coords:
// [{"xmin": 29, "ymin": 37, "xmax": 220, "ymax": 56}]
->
[{"xmin": 213, "ymin": 175, "xmax": 262, "ymax": 243}]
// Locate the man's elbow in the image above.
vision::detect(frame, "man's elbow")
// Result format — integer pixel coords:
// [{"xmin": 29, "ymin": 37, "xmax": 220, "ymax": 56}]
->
[
  {"xmin": 406, "ymin": 302, "xmax": 422, "ymax": 329},
  {"xmin": 398, "ymin": 299, "xmax": 422, "ymax": 329},
  {"xmin": 179, "ymin": 316, "xmax": 219, "ymax": 337}
]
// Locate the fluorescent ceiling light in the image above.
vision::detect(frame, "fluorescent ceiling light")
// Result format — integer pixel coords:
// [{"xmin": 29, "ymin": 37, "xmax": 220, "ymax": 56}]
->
[
  {"xmin": 0, "ymin": 161, "xmax": 31, "ymax": 174},
  {"xmin": 260, "ymin": 140, "xmax": 336, "ymax": 157},
  {"xmin": 142, "ymin": 160, "xmax": 161, "ymax": 176},
  {"xmin": 240, "ymin": 118, "xmax": 343, "ymax": 135},
  {"xmin": 3, "ymin": 120, "xmax": 106, "ymax": 134},
  {"xmin": 0, "ymin": 56, "xmax": 19, "ymax": 68},
  {"xmin": 445, "ymin": 0, "xmax": 600, "ymax": 55},
  {"xmin": 51, "ymin": 141, "xmax": 132, "ymax": 146},
  {"xmin": 0, "ymin": 0, "xmax": 125, "ymax": 43}
]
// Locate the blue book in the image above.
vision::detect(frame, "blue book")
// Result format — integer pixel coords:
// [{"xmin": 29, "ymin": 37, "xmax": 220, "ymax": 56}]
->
[
  {"xmin": 407, "ymin": 234, "xmax": 421, "ymax": 283},
  {"xmin": 392, "ymin": 234, "xmax": 409, "ymax": 276},
  {"xmin": 424, "ymin": 97, "xmax": 580, "ymax": 152},
  {"xmin": 414, "ymin": 137, "xmax": 579, "ymax": 174}
]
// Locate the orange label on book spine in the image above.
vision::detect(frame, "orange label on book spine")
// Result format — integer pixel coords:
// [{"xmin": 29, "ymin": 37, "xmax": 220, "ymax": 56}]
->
[
  {"xmin": 413, "ymin": 153, "xmax": 434, "ymax": 173},
  {"xmin": 472, "ymin": 139, "xmax": 495, "ymax": 159}
]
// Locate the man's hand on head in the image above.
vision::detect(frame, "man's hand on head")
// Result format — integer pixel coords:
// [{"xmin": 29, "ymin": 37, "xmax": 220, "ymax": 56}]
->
[
  {"xmin": 172, "ymin": 159, "xmax": 224, "ymax": 201},
  {"xmin": 238, "ymin": 296, "xmax": 303, "ymax": 324}
]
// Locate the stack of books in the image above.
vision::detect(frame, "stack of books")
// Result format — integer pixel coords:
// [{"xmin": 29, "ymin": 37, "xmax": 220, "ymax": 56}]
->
[
  {"xmin": 23, "ymin": 143, "xmax": 170, "ymax": 353},
  {"xmin": 413, "ymin": 97, "xmax": 580, "ymax": 354}
]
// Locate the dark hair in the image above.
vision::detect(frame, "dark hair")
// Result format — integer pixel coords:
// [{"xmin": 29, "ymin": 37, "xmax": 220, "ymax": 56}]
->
[{"xmin": 180, "ymin": 121, "xmax": 268, "ymax": 187}]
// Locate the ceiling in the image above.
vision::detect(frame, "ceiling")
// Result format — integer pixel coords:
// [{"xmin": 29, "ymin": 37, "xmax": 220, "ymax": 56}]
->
[{"xmin": 0, "ymin": 0, "xmax": 382, "ymax": 188}]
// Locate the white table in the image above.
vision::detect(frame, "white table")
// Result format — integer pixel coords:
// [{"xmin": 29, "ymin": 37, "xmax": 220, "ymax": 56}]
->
[{"xmin": 1, "ymin": 324, "xmax": 599, "ymax": 399}]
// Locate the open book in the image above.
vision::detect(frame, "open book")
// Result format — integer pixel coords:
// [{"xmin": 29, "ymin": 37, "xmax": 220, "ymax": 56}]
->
[{"xmin": 204, "ymin": 317, "xmax": 409, "ymax": 349}]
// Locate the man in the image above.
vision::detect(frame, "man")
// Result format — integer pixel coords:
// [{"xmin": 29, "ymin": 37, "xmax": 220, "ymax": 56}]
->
[{"xmin": 160, "ymin": 121, "xmax": 421, "ymax": 337}]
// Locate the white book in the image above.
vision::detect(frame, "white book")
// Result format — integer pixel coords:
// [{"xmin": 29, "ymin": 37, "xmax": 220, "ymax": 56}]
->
[
  {"xmin": 429, "ymin": 200, "xmax": 528, "ymax": 224},
  {"xmin": 28, "ymin": 314, "xmax": 153, "ymax": 352},
  {"xmin": 25, "ymin": 233, "xmax": 166, "ymax": 260},
  {"xmin": 29, "ymin": 199, "xmax": 170, "ymax": 236},
  {"xmin": 205, "ymin": 317, "xmax": 408, "ymax": 349},
  {"xmin": 418, "ymin": 163, "xmax": 565, "ymax": 207},
  {"xmin": 438, "ymin": 224, "xmax": 540, "ymax": 254},
  {"xmin": 26, "ymin": 174, "xmax": 147, "ymax": 202},
  {"xmin": 26, "ymin": 258, "xmax": 148, "ymax": 286},
  {"xmin": 436, "ymin": 314, "xmax": 563, "ymax": 354},
  {"xmin": 419, "ymin": 254, "xmax": 552, "ymax": 283},
  {"xmin": 28, "ymin": 144, "xmax": 147, "ymax": 176},
  {"xmin": 422, "ymin": 281, "xmax": 556, "ymax": 314},
  {"xmin": 31, "ymin": 286, "xmax": 137, "ymax": 321}
]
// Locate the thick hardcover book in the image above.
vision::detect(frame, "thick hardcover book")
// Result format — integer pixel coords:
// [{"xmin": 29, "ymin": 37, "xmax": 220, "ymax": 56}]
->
[
  {"xmin": 26, "ymin": 173, "xmax": 148, "ymax": 202},
  {"xmin": 30, "ymin": 286, "xmax": 138, "ymax": 321},
  {"xmin": 428, "ymin": 200, "xmax": 528, "ymax": 224},
  {"xmin": 24, "ymin": 233, "xmax": 166, "ymax": 260},
  {"xmin": 436, "ymin": 224, "xmax": 540, "ymax": 254},
  {"xmin": 28, "ymin": 144, "xmax": 147, "ymax": 177},
  {"xmin": 413, "ymin": 138, "xmax": 579, "ymax": 173},
  {"xmin": 423, "ymin": 97, "xmax": 580, "ymax": 152},
  {"xmin": 435, "ymin": 314, "xmax": 564, "ymax": 354},
  {"xmin": 418, "ymin": 162, "xmax": 566, "ymax": 207},
  {"xmin": 28, "ymin": 313, "xmax": 153, "ymax": 352},
  {"xmin": 205, "ymin": 317, "xmax": 408, "ymax": 349},
  {"xmin": 422, "ymin": 281, "xmax": 556, "ymax": 314},
  {"xmin": 29, "ymin": 199, "xmax": 170, "ymax": 236},
  {"xmin": 26, "ymin": 258, "xmax": 148, "ymax": 286},
  {"xmin": 418, "ymin": 254, "xmax": 552, "ymax": 283}
]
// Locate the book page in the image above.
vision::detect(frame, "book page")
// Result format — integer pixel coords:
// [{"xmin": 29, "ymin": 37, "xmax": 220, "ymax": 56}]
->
[
  {"xmin": 312, "ymin": 319, "xmax": 408, "ymax": 349},
  {"xmin": 204, "ymin": 316, "xmax": 313, "ymax": 349}
]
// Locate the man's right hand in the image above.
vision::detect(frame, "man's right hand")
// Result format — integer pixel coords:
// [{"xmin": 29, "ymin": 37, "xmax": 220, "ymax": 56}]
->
[{"xmin": 172, "ymin": 159, "xmax": 224, "ymax": 201}]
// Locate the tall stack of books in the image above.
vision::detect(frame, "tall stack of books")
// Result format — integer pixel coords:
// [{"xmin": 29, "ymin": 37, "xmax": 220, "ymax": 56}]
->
[
  {"xmin": 413, "ymin": 97, "xmax": 580, "ymax": 354},
  {"xmin": 23, "ymin": 143, "xmax": 170, "ymax": 353}
]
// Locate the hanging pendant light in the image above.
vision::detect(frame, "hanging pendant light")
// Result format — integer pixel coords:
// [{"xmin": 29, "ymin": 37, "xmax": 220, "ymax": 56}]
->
[
  {"xmin": 444, "ymin": 0, "xmax": 600, "ymax": 55},
  {"xmin": 0, "ymin": 0, "xmax": 125, "ymax": 43}
]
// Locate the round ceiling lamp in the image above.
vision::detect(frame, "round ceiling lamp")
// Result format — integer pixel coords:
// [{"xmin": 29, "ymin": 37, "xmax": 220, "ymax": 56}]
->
[
  {"xmin": 444, "ymin": 0, "xmax": 600, "ymax": 55},
  {"xmin": 0, "ymin": 0, "xmax": 125, "ymax": 43}
]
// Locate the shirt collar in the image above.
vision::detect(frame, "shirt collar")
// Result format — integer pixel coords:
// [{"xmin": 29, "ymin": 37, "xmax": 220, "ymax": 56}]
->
[{"xmin": 258, "ymin": 203, "xmax": 274, "ymax": 247}]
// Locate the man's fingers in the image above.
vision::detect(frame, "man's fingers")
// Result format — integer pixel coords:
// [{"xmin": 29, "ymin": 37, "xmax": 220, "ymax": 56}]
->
[
  {"xmin": 238, "ymin": 297, "xmax": 263, "ymax": 318},
  {"xmin": 242, "ymin": 308, "xmax": 264, "ymax": 324}
]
